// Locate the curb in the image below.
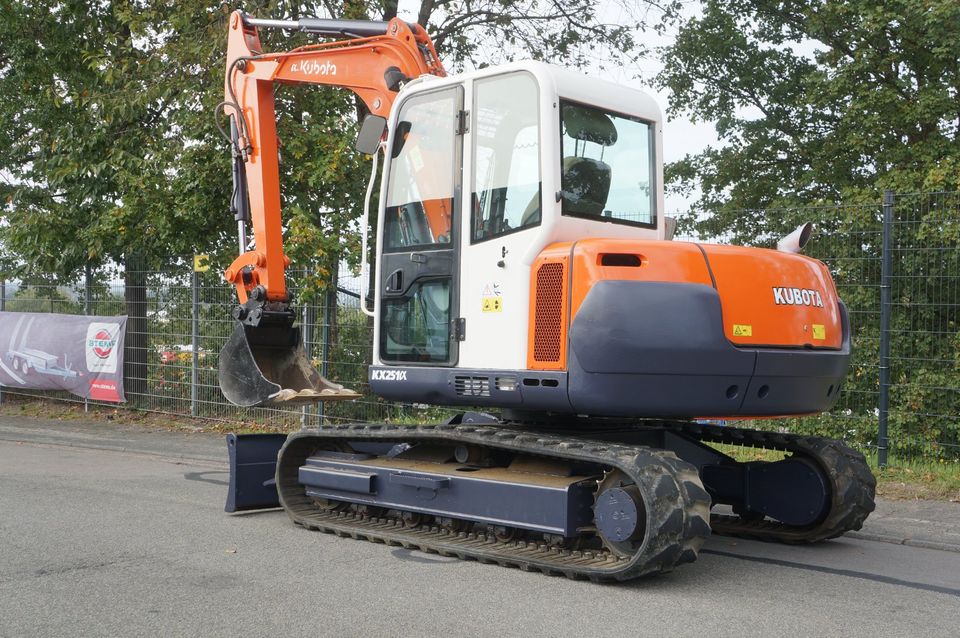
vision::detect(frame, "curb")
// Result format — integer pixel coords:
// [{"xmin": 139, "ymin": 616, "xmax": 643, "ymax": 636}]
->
[{"xmin": 846, "ymin": 530, "xmax": 960, "ymax": 554}]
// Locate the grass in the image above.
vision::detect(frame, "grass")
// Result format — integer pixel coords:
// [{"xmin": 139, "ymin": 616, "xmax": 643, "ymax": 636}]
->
[
  {"xmin": 0, "ymin": 397, "xmax": 292, "ymax": 435},
  {"xmin": 2, "ymin": 396, "xmax": 958, "ymax": 502},
  {"xmin": 710, "ymin": 442, "xmax": 960, "ymax": 502}
]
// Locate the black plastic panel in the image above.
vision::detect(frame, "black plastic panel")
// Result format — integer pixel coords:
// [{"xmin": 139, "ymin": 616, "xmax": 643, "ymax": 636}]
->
[{"xmin": 370, "ymin": 282, "xmax": 851, "ymax": 419}]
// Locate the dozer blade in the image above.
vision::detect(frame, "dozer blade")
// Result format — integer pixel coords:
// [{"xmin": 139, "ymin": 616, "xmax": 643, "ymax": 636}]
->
[{"xmin": 218, "ymin": 322, "xmax": 361, "ymax": 408}]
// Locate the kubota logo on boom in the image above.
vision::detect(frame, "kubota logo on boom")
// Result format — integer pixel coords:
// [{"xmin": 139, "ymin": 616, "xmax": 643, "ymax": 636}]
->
[
  {"xmin": 773, "ymin": 287, "xmax": 824, "ymax": 307},
  {"xmin": 290, "ymin": 60, "xmax": 337, "ymax": 76}
]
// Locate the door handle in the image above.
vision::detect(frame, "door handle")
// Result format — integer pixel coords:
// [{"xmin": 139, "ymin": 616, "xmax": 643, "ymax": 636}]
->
[{"xmin": 385, "ymin": 269, "xmax": 403, "ymax": 293}]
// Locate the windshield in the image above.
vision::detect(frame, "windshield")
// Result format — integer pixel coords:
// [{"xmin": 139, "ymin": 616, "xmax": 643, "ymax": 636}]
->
[
  {"xmin": 383, "ymin": 89, "xmax": 459, "ymax": 251},
  {"xmin": 559, "ymin": 101, "xmax": 656, "ymax": 228}
]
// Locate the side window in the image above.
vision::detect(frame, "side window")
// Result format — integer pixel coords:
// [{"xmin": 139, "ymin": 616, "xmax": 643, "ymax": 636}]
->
[
  {"xmin": 380, "ymin": 280, "xmax": 451, "ymax": 363},
  {"xmin": 560, "ymin": 102, "xmax": 656, "ymax": 228},
  {"xmin": 384, "ymin": 90, "xmax": 458, "ymax": 251},
  {"xmin": 472, "ymin": 73, "xmax": 541, "ymax": 243}
]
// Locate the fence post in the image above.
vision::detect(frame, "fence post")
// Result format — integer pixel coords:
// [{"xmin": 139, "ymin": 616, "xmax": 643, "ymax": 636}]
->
[
  {"xmin": 301, "ymin": 298, "xmax": 315, "ymax": 428},
  {"xmin": 318, "ymin": 285, "xmax": 336, "ymax": 427},
  {"xmin": 191, "ymin": 268, "xmax": 199, "ymax": 418},
  {"xmin": 878, "ymin": 190, "xmax": 894, "ymax": 468},
  {"xmin": 0, "ymin": 277, "xmax": 4, "ymax": 405},
  {"xmin": 84, "ymin": 263, "xmax": 92, "ymax": 413}
]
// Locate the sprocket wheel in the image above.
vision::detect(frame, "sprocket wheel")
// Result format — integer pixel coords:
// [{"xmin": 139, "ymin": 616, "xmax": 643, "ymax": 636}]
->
[{"xmin": 594, "ymin": 469, "xmax": 647, "ymax": 557}]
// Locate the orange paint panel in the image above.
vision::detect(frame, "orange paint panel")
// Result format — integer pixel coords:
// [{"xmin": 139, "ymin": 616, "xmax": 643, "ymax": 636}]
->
[
  {"xmin": 527, "ymin": 243, "xmax": 572, "ymax": 370},
  {"xmin": 699, "ymin": 244, "xmax": 843, "ymax": 349},
  {"xmin": 528, "ymin": 238, "xmax": 845, "ymax": 374},
  {"xmin": 568, "ymin": 238, "xmax": 714, "ymax": 320}
]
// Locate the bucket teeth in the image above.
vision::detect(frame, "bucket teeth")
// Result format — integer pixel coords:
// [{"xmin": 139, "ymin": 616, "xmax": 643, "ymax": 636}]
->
[
  {"xmin": 270, "ymin": 386, "xmax": 362, "ymax": 404},
  {"xmin": 218, "ymin": 321, "xmax": 360, "ymax": 407}
]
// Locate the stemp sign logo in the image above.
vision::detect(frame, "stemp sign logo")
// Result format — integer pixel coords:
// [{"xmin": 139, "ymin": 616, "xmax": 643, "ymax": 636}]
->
[
  {"xmin": 91, "ymin": 329, "xmax": 116, "ymax": 359},
  {"xmin": 86, "ymin": 322, "xmax": 121, "ymax": 373}
]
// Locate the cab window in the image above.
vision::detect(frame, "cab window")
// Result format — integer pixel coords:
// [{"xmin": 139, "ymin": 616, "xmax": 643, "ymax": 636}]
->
[
  {"xmin": 472, "ymin": 73, "xmax": 541, "ymax": 243},
  {"xmin": 560, "ymin": 101, "xmax": 656, "ymax": 228},
  {"xmin": 384, "ymin": 90, "xmax": 458, "ymax": 251}
]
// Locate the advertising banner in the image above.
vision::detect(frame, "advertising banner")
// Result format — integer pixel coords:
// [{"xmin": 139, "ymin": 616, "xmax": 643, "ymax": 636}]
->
[{"xmin": 0, "ymin": 312, "xmax": 127, "ymax": 402}]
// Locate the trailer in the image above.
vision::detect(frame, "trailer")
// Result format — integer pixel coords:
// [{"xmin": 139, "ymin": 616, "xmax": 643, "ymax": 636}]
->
[{"xmin": 6, "ymin": 348, "xmax": 78, "ymax": 379}]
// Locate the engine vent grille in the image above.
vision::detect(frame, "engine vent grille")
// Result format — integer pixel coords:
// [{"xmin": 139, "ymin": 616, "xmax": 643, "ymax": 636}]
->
[
  {"xmin": 454, "ymin": 376, "xmax": 490, "ymax": 397},
  {"xmin": 533, "ymin": 262, "xmax": 565, "ymax": 363}
]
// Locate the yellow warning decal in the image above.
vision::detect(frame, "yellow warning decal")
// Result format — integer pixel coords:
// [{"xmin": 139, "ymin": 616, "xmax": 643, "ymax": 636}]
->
[
  {"xmin": 482, "ymin": 297, "xmax": 503, "ymax": 313},
  {"xmin": 812, "ymin": 324, "xmax": 826, "ymax": 340},
  {"xmin": 732, "ymin": 324, "xmax": 752, "ymax": 337},
  {"xmin": 193, "ymin": 254, "xmax": 210, "ymax": 273}
]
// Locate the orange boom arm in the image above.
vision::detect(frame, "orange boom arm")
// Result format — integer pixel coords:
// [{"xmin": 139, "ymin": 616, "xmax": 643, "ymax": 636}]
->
[{"xmin": 222, "ymin": 10, "xmax": 445, "ymax": 304}]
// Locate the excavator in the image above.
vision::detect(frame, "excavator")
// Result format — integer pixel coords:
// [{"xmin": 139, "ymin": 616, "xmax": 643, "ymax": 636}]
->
[{"xmin": 217, "ymin": 10, "xmax": 875, "ymax": 581}]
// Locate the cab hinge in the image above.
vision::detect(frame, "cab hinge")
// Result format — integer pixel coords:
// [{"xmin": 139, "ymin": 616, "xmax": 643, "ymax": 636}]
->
[
  {"xmin": 456, "ymin": 109, "xmax": 469, "ymax": 135},
  {"xmin": 452, "ymin": 317, "xmax": 466, "ymax": 341}
]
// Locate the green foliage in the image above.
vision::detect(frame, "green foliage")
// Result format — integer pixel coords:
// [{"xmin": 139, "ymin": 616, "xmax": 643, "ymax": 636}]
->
[
  {"xmin": 658, "ymin": 4, "xmax": 960, "ymax": 459},
  {"xmin": 0, "ymin": 1, "xmax": 235, "ymax": 275},
  {"xmin": 0, "ymin": 0, "xmax": 661, "ymax": 283},
  {"xmin": 659, "ymin": 0, "xmax": 960, "ymax": 233},
  {"xmin": 3, "ymin": 283, "xmax": 83, "ymax": 314}
]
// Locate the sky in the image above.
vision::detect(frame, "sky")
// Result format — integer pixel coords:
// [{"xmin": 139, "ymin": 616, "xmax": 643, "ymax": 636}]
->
[{"xmin": 390, "ymin": 0, "xmax": 718, "ymax": 216}]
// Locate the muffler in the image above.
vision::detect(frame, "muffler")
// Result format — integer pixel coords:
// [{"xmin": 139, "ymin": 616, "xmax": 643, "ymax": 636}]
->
[{"xmin": 219, "ymin": 321, "xmax": 361, "ymax": 407}]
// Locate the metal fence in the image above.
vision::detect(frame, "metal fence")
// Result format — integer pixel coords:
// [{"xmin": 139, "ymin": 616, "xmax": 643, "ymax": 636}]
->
[
  {"xmin": 676, "ymin": 191, "xmax": 960, "ymax": 465},
  {"xmin": 1, "ymin": 191, "xmax": 958, "ymax": 465},
  {"xmin": 0, "ymin": 261, "xmax": 458, "ymax": 429}
]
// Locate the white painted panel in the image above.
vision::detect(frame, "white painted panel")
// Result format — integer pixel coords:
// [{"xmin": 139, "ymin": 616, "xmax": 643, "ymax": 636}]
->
[{"xmin": 374, "ymin": 60, "xmax": 666, "ymax": 368}]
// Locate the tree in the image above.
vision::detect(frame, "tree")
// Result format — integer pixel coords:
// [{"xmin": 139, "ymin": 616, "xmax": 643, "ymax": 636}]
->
[
  {"xmin": 658, "ymin": 0, "xmax": 960, "ymax": 240},
  {"xmin": 0, "ymin": 0, "xmax": 666, "ymax": 276},
  {"xmin": 0, "ymin": 0, "xmax": 669, "ymax": 403},
  {"xmin": 657, "ymin": 1, "xmax": 960, "ymax": 458}
]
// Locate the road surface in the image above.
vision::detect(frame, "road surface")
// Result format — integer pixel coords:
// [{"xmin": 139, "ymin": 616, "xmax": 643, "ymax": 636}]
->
[{"xmin": 1, "ymin": 425, "xmax": 958, "ymax": 637}]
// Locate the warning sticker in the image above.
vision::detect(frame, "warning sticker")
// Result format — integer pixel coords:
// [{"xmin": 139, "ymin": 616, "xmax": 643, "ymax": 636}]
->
[
  {"xmin": 482, "ymin": 297, "xmax": 503, "ymax": 313},
  {"xmin": 812, "ymin": 324, "xmax": 826, "ymax": 340},
  {"xmin": 481, "ymin": 282, "xmax": 503, "ymax": 312},
  {"xmin": 732, "ymin": 324, "xmax": 753, "ymax": 337}
]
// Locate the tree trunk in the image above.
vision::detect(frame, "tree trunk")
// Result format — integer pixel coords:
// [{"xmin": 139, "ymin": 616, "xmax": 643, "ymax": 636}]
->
[
  {"xmin": 123, "ymin": 253, "xmax": 148, "ymax": 403},
  {"xmin": 327, "ymin": 252, "xmax": 340, "ymax": 352}
]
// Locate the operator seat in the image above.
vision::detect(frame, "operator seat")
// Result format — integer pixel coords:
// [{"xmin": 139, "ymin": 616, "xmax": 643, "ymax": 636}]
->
[
  {"xmin": 520, "ymin": 156, "xmax": 613, "ymax": 225},
  {"xmin": 521, "ymin": 103, "xmax": 617, "ymax": 224},
  {"xmin": 558, "ymin": 156, "xmax": 611, "ymax": 216}
]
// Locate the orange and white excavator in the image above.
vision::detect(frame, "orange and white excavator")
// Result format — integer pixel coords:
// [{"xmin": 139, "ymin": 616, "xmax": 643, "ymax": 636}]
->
[{"xmin": 218, "ymin": 10, "xmax": 875, "ymax": 581}]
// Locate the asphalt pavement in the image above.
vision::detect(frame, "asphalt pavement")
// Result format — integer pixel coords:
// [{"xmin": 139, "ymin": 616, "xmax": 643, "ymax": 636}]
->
[{"xmin": 1, "ymin": 415, "xmax": 959, "ymax": 637}]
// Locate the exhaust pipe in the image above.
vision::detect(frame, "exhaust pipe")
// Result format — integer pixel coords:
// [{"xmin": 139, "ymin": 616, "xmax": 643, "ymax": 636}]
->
[{"xmin": 777, "ymin": 222, "xmax": 813, "ymax": 254}]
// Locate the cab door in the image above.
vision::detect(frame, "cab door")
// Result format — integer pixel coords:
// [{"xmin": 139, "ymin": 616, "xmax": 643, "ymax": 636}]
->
[
  {"xmin": 458, "ymin": 72, "xmax": 542, "ymax": 370},
  {"xmin": 378, "ymin": 85, "xmax": 463, "ymax": 366}
]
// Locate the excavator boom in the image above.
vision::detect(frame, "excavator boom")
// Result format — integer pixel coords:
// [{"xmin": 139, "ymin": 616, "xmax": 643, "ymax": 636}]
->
[{"xmin": 218, "ymin": 10, "xmax": 444, "ymax": 407}]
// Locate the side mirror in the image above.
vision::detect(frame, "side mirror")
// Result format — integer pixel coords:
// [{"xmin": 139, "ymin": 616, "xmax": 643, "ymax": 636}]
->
[{"xmin": 355, "ymin": 114, "xmax": 387, "ymax": 155}]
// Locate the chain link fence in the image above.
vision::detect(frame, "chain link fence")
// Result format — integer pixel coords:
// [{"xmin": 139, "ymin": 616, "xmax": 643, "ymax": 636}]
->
[
  {"xmin": 0, "ymin": 261, "xmax": 457, "ymax": 430},
  {"xmin": 677, "ymin": 191, "xmax": 960, "ymax": 464},
  {"xmin": 1, "ymin": 191, "xmax": 958, "ymax": 465}
]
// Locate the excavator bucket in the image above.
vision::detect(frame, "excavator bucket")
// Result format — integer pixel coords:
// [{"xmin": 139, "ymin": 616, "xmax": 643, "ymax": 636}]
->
[{"xmin": 218, "ymin": 322, "xmax": 361, "ymax": 408}]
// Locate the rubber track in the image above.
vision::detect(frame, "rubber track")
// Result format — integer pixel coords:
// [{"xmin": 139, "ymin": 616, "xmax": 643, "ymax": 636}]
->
[
  {"xmin": 276, "ymin": 423, "xmax": 712, "ymax": 582},
  {"xmin": 673, "ymin": 422, "xmax": 877, "ymax": 543}
]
